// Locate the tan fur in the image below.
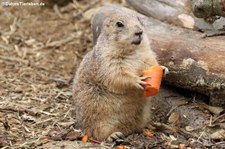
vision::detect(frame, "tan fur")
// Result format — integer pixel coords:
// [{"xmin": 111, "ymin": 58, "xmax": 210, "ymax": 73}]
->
[{"xmin": 73, "ymin": 12, "xmax": 158, "ymax": 141}]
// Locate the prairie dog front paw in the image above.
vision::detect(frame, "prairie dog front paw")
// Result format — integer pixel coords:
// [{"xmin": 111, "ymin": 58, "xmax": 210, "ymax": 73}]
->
[
  {"xmin": 161, "ymin": 66, "xmax": 169, "ymax": 76},
  {"xmin": 135, "ymin": 76, "xmax": 150, "ymax": 90}
]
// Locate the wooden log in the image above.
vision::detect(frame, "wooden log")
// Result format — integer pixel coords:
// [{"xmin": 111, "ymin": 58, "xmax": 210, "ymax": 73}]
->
[
  {"xmin": 92, "ymin": 5, "xmax": 225, "ymax": 107},
  {"xmin": 125, "ymin": 0, "xmax": 225, "ymax": 36},
  {"xmin": 126, "ymin": 0, "xmax": 194, "ymax": 29}
]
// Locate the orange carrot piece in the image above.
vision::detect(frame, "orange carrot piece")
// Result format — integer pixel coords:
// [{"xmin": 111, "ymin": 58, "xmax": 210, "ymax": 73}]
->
[
  {"xmin": 117, "ymin": 146, "xmax": 125, "ymax": 149},
  {"xmin": 144, "ymin": 131, "xmax": 154, "ymax": 137},
  {"xmin": 82, "ymin": 135, "xmax": 89, "ymax": 142},
  {"xmin": 142, "ymin": 65, "xmax": 163, "ymax": 96}
]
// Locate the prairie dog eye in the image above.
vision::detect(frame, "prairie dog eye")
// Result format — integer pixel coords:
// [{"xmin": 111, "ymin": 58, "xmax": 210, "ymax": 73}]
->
[{"xmin": 116, "ymin": 21, "xmax": 124, "ymax": 28}]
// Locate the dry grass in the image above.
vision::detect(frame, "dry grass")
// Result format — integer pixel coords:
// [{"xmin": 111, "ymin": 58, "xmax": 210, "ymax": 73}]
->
[{"xmin": 0, "ymin": 0, "xmax": 98, "ymax": 148}]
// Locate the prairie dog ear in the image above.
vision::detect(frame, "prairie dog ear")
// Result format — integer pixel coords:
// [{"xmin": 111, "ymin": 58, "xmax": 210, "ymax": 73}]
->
[
  {"xmin": 91, "ymin": 10, "xmax": 105, "ymax": 44},
  {"xmin": 91, "ymin": 6, "xmax": 118, "ymax": 44}
]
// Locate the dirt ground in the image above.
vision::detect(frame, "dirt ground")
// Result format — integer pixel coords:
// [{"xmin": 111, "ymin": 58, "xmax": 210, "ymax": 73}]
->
[{"xmin": 0, "ymin": 0, "xmax": 225, "ymax": 149}]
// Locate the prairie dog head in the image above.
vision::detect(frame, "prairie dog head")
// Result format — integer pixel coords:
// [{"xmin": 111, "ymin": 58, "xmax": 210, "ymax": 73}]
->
[{"xmin": 97, "ymin": 13, "xmax": 148, "ymax": 54}]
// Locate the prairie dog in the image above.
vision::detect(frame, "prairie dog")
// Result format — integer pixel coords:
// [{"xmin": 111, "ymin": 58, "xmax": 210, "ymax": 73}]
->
[{"xmin": 73, "ymin": 12, "xmax": 158, "ymax": 141}]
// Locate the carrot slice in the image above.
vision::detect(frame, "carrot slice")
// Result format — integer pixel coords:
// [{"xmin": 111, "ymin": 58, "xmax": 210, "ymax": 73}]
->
[
  {"xmin": 82, "ymin": 135, "xmax": 89, "ymax": 142},
  {"xmin": 117, "ymin": 146, "xmax": 125, "ymax": 149},
  {"xmin": 142, "ymin": 65, "xmax": 163, "ymax": 96},
  {"xmin": 144, "ymin": 131, "xmax": 154, "ymax": 137}
]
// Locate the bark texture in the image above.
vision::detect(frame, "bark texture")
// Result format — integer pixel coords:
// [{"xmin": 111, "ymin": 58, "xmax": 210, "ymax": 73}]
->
[
  {"xmin": 126, "ymin": 0, "xmax": 225, "ymax": 36},
  {"xmin": 190, "ymin": 0, "xmax": 225, "ymax": 18}
]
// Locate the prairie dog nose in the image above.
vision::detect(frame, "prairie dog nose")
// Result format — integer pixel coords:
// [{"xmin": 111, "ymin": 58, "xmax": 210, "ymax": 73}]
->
[
  {"xmin": 132, "ymin": 26, "xmax": 143, "ymax": 45},
  {"xmin": 132, "ymin": 31, "xmax": 143, "ymax": 45},
  {"xmin": 135, "ymin": 30, "xmax": 143, "ymax": 36},
  {"xmin": 134, "ymin": 25, "xmax": 143, "ymax": 36}
]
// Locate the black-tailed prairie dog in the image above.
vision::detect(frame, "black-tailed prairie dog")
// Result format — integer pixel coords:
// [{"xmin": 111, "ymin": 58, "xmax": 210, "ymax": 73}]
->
[{"xmin": 73, "ymin": 11, "xmax": 160, "ymax": 141}]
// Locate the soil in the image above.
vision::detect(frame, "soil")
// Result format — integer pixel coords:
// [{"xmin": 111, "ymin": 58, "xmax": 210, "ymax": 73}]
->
[{"xmin": 0, "ymin": 0, "xmax": 225, "ymax": 149}]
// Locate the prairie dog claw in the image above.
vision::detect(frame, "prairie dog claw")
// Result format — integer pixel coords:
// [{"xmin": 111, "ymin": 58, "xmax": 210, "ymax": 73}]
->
[
  {"xmin": 139, "ymin": 76, "xmax": 151, "ymax": 80},
  {"xmin": 161, "ymin": 66, "xmax": 169, "ymax": 76},
  {"xmin": 136, "ymin": 76, "xmax": 151, "ymax": 90}
]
